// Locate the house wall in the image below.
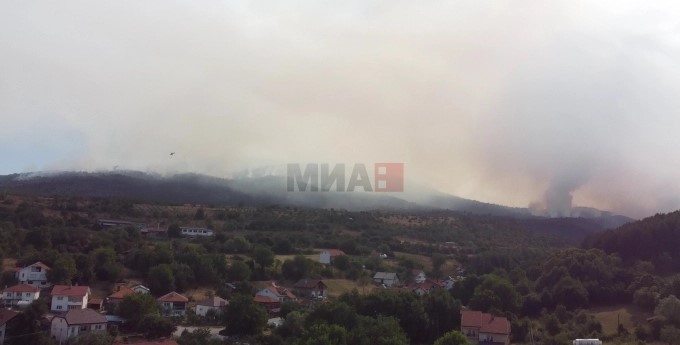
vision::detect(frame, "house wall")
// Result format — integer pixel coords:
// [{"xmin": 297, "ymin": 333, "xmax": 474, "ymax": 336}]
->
[
  {"xmin": 3, "ymin": 291, "xmax": 39, "ymax": 306},
  {"xmin": 160, "ymin": 302, "xmax": 186, "ymax": 317},
  {"xmin": 462, "ymin": 326, "xmax": 480, "ymax": 345},
  {"xmin": 479, "ymin": 332, "xmax": 509, "ymax": 345},
  {"xmin": 16, "ymin": 266, "xmax": 50, "ymax": 288},
  {"xmin": 196, "ymin": 305, "xmax": 222, "ymax": 317},
  {"xmin": 415, "ymin": 273, "xmax": 426, "ymax": 283},
  {"xmin": 51, "ymin": 295, "xmax": 88, "ymax": 312},
  {"xmin": 0, "ymin": 323, "xmax": 6, "ymax": 345},
  {"xmin": 319, "ymin": 252, "xmax": 331, "ymax": 265}
]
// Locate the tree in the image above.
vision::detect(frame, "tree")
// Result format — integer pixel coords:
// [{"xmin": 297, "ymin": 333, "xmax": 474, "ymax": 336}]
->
[
  {"xmin": 431, "ymin": 254, "xmax": 447, "ymax": 277},
  {"xmin": 48, "ymin": 255, "xmax": 77, "ymax": 285},
  {"xmin": 178, "ymin": 328, "xmax": 223, "ymax": 345},
  {"xmin": 661, "ymin": 325, "xmax": 680, "ymax": 344},
  {"xmin": 424, "ymin": 289, "xmax": 461, "ymax": 342},
  {"xmin": 433, "ymin": 331, "xmax": 470, "ymax": 345},
  {"xmin": 299, "ymin": 323, "xmax": 348, "ymax": 345},
  {"xmin": 194, "ymin": 207, "xmax": 205, "ymax": 220},
  {"xmin": 69, "ymin": 331, "xmax": 113, "ymax": 345},
  {"xmin": 253, "ymin": 246, "xmax": 275, "ymax": 270},
  {"xmin": 147, "ymin": 264, "xmax": 175, "ymax": 295},
  {"xmin": 656, "ymin": 295, "xmax": 680, "ymax": 326},
  {"xmin": 139, "ymin": 314, "xmax": 176, "ymax": 339},
  {"xmin": 168, "ymin": 224, "xmax": 181, "ymax": 238},
  {"xmin": 348, "ymin": 316, "xmax": 409, "ymax": 345},
  {"xmin": 282, "ymin": 256, "xmax": 314, "ymax": 281},
  {"xmin": 117, "ymin": 293, "xmax": 160, "ymax": 326},
  {"xmin": 227, "ymin": 260, "xmax": 251, "ymax": 282},
  {"xmin": 223, "ymin": 294, "xmax": 267, "ymax": 336}
]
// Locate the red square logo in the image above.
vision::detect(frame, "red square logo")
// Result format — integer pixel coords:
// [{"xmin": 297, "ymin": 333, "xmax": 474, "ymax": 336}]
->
[{"xmin": 374, "ymin": 163, "xmax": 404, "ymax": 192}]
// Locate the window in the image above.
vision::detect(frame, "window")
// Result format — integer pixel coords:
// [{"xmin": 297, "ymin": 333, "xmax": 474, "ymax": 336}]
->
[
  {"xmin": 57, "ymin": 305, "xmax": 62, "ymax": 310},
  {"xmin": 57, "ymin": 296, "xmax": 63, "ymax": 300},
  {"xmin": 80, "ymin": 325, "xmax": 88, "ymax": 331}
]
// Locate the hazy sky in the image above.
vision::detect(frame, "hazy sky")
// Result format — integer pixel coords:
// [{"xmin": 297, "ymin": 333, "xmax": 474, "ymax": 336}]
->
[{"xmin": 2, "ymin": 1, "xmax": 680, "ymax": 218}]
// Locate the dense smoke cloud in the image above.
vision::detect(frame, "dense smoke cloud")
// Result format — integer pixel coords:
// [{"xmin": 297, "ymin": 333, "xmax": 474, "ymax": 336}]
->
[{"xmin": 2, "ymin": 1, "xmax": 680, "ymax": 218}]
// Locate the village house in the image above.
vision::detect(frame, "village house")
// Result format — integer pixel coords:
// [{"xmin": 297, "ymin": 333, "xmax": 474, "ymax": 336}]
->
[
  {"xmin": 14, "ymin": 262, "xmax": 51, "ymax": 289},
  {"xmin": 179, "ymin": 227, "xmax": 214, "ymax": 237},
  {"xmin": 2, "ymin": 284, "xmax": 40, "ymax": 308},
  {"xmin": 408, "ymin": 279, "xmax": 439, "ymax": 296},
  {"xmin": 293, "ymin": 279, "xmax": 328, "ymax": 299},
  {"xmin": 0, "ymin": 309, "xmax": 19, "ymax": 345},
  {"xmin": 440, "ymin": 276, "xmax": 456, "ymax": 290},
  {"xmin": 195, "ymin": 296, "xmax": 228, "ymax": 317},
  {"xmin": 319, "ymin": 249, "xmax": 346, "ymax": 265},
  {"xmin": 460, "ymin": 310, "xmax": 511, "ymax": 345},
  {"xmin": 412, "ymin": 270, "xmax": 427, "ymax": 284},
  {"xmin": 132, "ymin": 284, "xmax": 151, "ymax": 294},
  {"xmin": 255, "ymin": 283, "xmax": 297, "ymax": 303},
  {"xmin": 157, "ymin": 292, "xmax": 188, "ymax": 317},
  {"xmin": 373, "ymin": 272, "xmax": 400, "ymax": 287},
  {"xmin": 50, "ymin": 308, "xmax": 107, "ymax": 343},
  {"xmin": 254, "ymin": 295, "xmax": 280, "ymax": 313},
  {"xmin": 51, "ymin": 285, "xmax": 91, "ymax": 312},
  {"xmin": 106, "ymin": 286, "xmax": 135, "ymax": 311}
]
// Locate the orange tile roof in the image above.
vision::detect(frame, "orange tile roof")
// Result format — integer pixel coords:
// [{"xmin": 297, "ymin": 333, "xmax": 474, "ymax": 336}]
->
[
  {"xmin": 254, "ymin": 295, "xmax": 279, "ymax": 304},
  {"xmin": 0, "ymin": 309, "xmax": 19, "ymax": 325},
  {"xmin": 461, "ymin": 310, "xmax": 510, "ymax": 335},
  {"xmin": 157, "ymin": 291, "xmax": 188, "ymax": 303},
  {"xmin": 196, "ymin": 296, "xmax": 228, "ymax": 307},
  {"xmin": 108, "ymin": 286, "xmax": 135, "ymax": 299},
  {"xmin": 51, "ymin": 285, "xmax": 90, "ymax": 297},
  {"xmin": 4, "ymin": 284, "xmax": 40, "ymax": 293}
]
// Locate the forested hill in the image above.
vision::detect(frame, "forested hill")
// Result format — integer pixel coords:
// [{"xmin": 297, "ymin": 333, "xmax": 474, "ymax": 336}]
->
[{"xmin": 584, "ymin": 210, "xmax": 680, "ymax": 270}]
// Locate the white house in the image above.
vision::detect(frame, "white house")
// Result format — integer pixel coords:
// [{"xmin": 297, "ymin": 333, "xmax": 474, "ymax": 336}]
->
[
  {"xmin": 256, "ymin": 284, "xmax": 297, "ymax": 303},
  {"xmin": 180, "ymin": 227, "xmax": 214, "ymax": 237},
  {"xmin": 158, "ymin": 291, "xmax": 189, "ymax": 317},
  {"xmin": 413, "ymin": 270, "xmax": 426, "ymax": 284},
  {"xmin": 319, "ymin": 249, "xmax": 346, "ymax": 265},
  {"xmin": 373, "ymin": 272, "xmax": 400, "ymax": 287},
  {"xmin": 2, "ymin": 284, "xmax": 40, "ymax": 308},
  {"xmin": 15, "ymin": 262, "xmax": 51, "ymax": 289},
  {"xmin": 50, "ymin": 285, "xmax": 90, "ymax": 312},
  {"xmin": 50, "ymin": 308, "xmax": 107, "ymax": 344},
  {"xmin": 0, "ymin": 309, "xmax": 18, "ymax": 345},
  {"xmin": 131, "ymin": 284, "xmax": 150, "ymax": 294},
  {"xmin": 461, "ymin": 310, "xmax": 511, "ymax": 345},
  {"xmin": 195, "ymin": 296, "xmax": 228, "ymax": 317}
]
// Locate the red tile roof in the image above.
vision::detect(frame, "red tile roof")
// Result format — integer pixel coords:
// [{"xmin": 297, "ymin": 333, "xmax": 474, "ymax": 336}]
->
[
  {"xmin": 0, "ymin": 309, "xmax": 19, "ymax": 325},
  {"xmin": 157, "ymin": 291, "xmax": 188, "ymax": 303},
  {"xmin": 108, "ymin": 286, "xmax": 135, "ymax": 299},
  {"xmin": 196, "ymin": 296, "xmax": 228, "ymax": 308},
  {"xmin": 4, "ymin": 284, "xmax": 40, "ymax": 293},
  {"xmin": 254, "ymin": 295, "xmax": 279, "ymax": 304},
  {"xmin": 265, "ymin": 286, "xmax": 296, "ymax": 299},
  {"xmin": 323, "ymin": 249, "xmax": 346, "ymax": 257},
  {"xmin": 58, "ymin": 308, "xmax": 107, "ymax": 325},
  {"xmin": 461, "ymin": 310, "xmax": 510, "ymax": 335},
  {"xmin": 51, "ymin": 285, "xmax": 90, "ymax": 297}
]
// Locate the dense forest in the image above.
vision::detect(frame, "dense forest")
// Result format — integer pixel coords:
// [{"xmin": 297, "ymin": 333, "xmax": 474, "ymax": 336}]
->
[{"xmin": 0, "ymin": 192, "xmax": 677, "ymax": 344}]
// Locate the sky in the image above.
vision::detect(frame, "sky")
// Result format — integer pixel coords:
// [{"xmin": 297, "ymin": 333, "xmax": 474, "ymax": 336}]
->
[{"xmin": 2, "ymin": 1, "xmax": 680, "ymax": 219}]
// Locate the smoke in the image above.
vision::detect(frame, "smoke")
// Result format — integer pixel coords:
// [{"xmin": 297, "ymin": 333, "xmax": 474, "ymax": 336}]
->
[{"xmin": 2, "ymin": 1, "xmax": 680, "ymax": 218}]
